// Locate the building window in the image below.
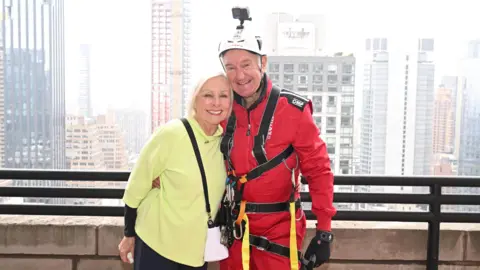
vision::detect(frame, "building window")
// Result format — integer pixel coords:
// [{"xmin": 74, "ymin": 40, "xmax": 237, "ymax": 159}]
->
[
  {"xmin": 328, "ymin": 96, "xmax": 336, "ymax": 106},
  {"xmin": 298, "ymin": 75, "xmax": 308, "ymax": 85},
  {"xmin": 326, "ymin": 105, "xmax": 336, "ymax": 113},
  {"xmin": 341, "ymin": 105, "xmax": 353, "ymax": 115},
  {"xmin": 326, "ymin": 137, "xmax": 336, "ymax": 154},
  {"xmin": 340, "ymin": 137, "xmax": 352, "ymax": 145},
  {"xmin": 328, "ymin": 87, "xmax": 337, "ymax": 92},
  {"xmin": 299, "ymin": 64, "xmax": 309, "ymax": 73},
  {"xmin": 343, "ymin": 96, "xmax": 354, "ymax": 103},
  {"xmin": 342, "ymin": 86, "xmax": 354, "ymax": 93},
  {"xmin": 327, "ymin": 117, "xmax": 336, "ymax": 128},
  {"xmin": 284, "ymin": 74, "xmax": 294, "ymax": 83},
  {"xmin": 341, "ymin": 117, "xmax": 352, "ymax": 127},
  {"xmin": 297, "ymin": 87, "xmax": 308, "ymax": 92},
  {"xmin": 342, "ymin": 75, "xmax": 354, "ymax": 85},
  {"xmin": 284, "ymin": 64, "xmax": 294, "ymax": 73},
  {"xmin": 340, "ymin": 160, "xmax": 349, "ymax": 167},
  {"xmin": 313, "ymin": 64, "xmax": 323, "ymax": 73},
  {"xmin": 314, "ymin": 116, "xmax": 322, "ymax": 129},
  {"xmin": 313, "ymin": 75, "xmax": 323, "ymax": 84},
  {"xmin": 328, "ymin": 64, "xmax": 337, "ymax": 74},
  {"xmin": 270, "ymin": 74, "xmax": 280, "ymax": 82},
  {"xmin": 269, "ymin": 63, "xmax": 280, "ymax": 72},
  {"xmin": 342, "ymin": 63, "xmax": 354, "ymax": 74},
  {"xmin": 327, "ymin": 75, "xmax": 338, "ymax": 84},
  {"xmin": 340, "ymin": 127, "xmax": 353, "ymax": 135},
  {"xmin": 312, "ymin": 96, "xmax": 322, "ymax": 112}
]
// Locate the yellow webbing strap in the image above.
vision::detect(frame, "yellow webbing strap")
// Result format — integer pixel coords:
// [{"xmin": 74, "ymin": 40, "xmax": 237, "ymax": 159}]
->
[
  {"xmin": 238, "ymin": 169, "xmax": 300, "ymax": 270},
  {"xmin": 239, "ymin": 202, "xmax": 299, "ymax": 270},
  {"xmin": 289, "ymin": 201, "xmax": 299, "ymax": 270},
  {"xmin": 241, "ymin": 214, "xmax": 250, "ymax": 270}
]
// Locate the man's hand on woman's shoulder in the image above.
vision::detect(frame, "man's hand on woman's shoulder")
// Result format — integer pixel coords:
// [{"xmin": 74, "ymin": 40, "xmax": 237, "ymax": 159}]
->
[{"xmin": 152, "ymin": 176, "xmax": 160, "ymax": 189}]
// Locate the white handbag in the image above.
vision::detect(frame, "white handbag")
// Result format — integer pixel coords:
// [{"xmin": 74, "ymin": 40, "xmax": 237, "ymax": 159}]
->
[
  {"xmin": 182, "ymin": 119, "xmax": 229, "ymax": 262},
  {"xmin": 204, "ymin": 224, "xmax": 229, "ymax": 261}
]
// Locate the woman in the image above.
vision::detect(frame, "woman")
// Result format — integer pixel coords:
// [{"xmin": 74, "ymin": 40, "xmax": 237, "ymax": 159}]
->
[{"xmin": 118, "ymin": 72, "xmax": 233, "ymax": 270}]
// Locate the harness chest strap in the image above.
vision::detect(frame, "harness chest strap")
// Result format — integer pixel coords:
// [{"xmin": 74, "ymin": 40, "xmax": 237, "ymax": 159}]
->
[
  {"xmin": 252, "ymin": 84, "xmax": 281, "ymax": 165},
  {"xmin": 221, "ymin": 113, "xmax": 236, "ymax": 170}
]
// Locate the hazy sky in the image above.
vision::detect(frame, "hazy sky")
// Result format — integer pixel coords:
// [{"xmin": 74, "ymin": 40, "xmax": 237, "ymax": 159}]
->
[{"xmin": 64, "ymin": 0, "xmax": 479, "ymax": 116}]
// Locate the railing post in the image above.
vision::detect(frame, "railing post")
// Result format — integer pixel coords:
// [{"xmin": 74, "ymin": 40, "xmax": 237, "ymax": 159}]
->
[{"xmin": 427, "ymin": 184, "xmax": 441, "ymax": 270}]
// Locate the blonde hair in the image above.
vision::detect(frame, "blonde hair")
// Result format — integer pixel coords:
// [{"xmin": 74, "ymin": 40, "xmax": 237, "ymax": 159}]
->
[{"xmin": 187, "ymin": 72, "xmax": 234, "ymax": 118}]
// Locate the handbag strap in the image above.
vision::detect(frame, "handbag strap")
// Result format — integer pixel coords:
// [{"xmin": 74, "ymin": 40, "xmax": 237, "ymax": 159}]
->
[{"xmin": 180, "ymin": 118, "xmax": 213, "ymax": 226}]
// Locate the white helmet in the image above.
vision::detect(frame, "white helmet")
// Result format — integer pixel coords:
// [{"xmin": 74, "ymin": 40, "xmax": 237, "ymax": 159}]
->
[{"xmin": 218, "ymin": 26, "xmax": 265, "ymax": 58}]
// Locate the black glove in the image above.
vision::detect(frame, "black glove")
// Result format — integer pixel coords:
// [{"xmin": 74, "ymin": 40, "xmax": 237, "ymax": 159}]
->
[{"xmin": 302, "ymin": 230, "xmax": 333, "ymax": 268}]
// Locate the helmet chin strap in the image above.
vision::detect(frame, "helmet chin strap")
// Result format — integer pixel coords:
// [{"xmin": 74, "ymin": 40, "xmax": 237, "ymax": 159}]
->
[
  {"xmin": 253, "ymin": 60, "xmax": 265, "ymax": 95},
  {"xmin": 255, "ymin": 71, "xmax": 265, "ymax": 94},
  {"xmin": 244, "ymin": 57, "xmax": 264, "ymax": 97}
]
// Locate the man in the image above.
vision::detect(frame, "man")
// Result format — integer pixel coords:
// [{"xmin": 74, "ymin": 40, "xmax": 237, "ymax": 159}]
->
[{"xmin": 216, "ymin": 7, "xmax": 337, "ymax": 270}]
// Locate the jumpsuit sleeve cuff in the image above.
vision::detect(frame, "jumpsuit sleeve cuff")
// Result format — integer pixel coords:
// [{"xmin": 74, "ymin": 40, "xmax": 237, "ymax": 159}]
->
[
  {"xmin": 124, "ymin": 204, "xmax": 138, "ymax": 237},
  {"xmin": 316, "ymin": 218, "xmax": 332, "ymax": 232}
]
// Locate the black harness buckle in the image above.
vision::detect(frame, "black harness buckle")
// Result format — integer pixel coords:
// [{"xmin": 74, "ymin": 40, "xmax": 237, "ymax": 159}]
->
[{"xmin": 253, "ymin": 236, "xmax": 270, "ymax": 251}]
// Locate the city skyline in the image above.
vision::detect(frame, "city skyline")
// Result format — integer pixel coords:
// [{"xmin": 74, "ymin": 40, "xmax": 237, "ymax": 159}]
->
[{"xmin": 64, "ymin": 0, "xmax": 480, "ymax": 116}]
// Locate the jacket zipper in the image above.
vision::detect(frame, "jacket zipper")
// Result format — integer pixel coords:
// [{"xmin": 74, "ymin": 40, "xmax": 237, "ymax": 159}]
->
[{"xmin": 246, "ymin": 110, "xmax": 251, "ymax": 136}]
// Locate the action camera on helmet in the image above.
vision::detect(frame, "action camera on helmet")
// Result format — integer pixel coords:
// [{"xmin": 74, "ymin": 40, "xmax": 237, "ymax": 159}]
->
[{"xmin": 232, "ymin": 6, "xmax": 252, "ymax": 29}]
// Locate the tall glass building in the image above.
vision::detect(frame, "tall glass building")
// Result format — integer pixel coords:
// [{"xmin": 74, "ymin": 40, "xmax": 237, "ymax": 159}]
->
[
  {"xmin": 2, "ymin": 0, "xmax": 66, "ymax": 170},
  {"xmin": 151, "ymin": 0, "xmax": 192, "ymax": 132}
]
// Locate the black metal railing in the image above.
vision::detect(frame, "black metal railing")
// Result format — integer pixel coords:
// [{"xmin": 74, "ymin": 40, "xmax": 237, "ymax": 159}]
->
[{"xmin": 1, "ymin": 169, "xmax": 480, "ymax": 270}]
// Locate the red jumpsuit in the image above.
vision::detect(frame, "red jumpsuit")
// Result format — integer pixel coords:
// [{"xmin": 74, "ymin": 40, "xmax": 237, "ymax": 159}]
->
[{"xmin": 219, "ymin": 77, "xmax": 336, "ymax": 270}]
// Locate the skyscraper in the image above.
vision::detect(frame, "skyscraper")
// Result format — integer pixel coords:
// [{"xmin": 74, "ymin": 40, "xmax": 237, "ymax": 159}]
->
[
  {"xmin": 2, "ymin": 0, "xmax": 66, "ymax": 170},
  {"xmin": 457, "ymin": 40, "xmax": 480, "ymax": 176},
  {"xmin": 113, "ymin": 108, "xmax": 148, "ymax": 156},
  {"xmin": 151, "ymin": 0, "xmax": 192, "ymax": 132},
  {"xmin": 359, "ymin": 38, "xmax": 435, "ymax": 176},
  {"xmin": 0, "ymin": 11, "xmax": 4, "ymax": 168},
  {"xmin": 78, "ymin": 44, "xmax": 92, "ymax": 118},
  {"xmin": 433, "ymin": 77, "xmax": 457, "ymax": 155}
]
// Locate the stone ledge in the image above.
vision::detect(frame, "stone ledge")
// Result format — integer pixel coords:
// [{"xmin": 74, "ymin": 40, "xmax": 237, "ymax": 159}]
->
[
  {"xmin": 77, "ymin": 259, "xmax": 132, "ymax": 270},
  {"xmin": 2, "ymin": 258, "xmax": 480, "ymax": 270},
  {"xmin": 318, "ymin": 263, "xmax": 480, "ymax": 270},
  {"xmin": 1, "ymin": 216, "xmax": 480, "ymax": 266},
  {"xmin": 0, "ymin": 258, "xmax": 72, "ymax": 270},
  {"xmin": 304, "ymin": 228, "xmax": 464, "ymax": 261},
  {"xmin": 318, "ymin": 263, "xmax": 425, "ymax": 270},
  {"xmin": 0, "ymin": 215, "xmax": 97, "ymax": 255}
]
